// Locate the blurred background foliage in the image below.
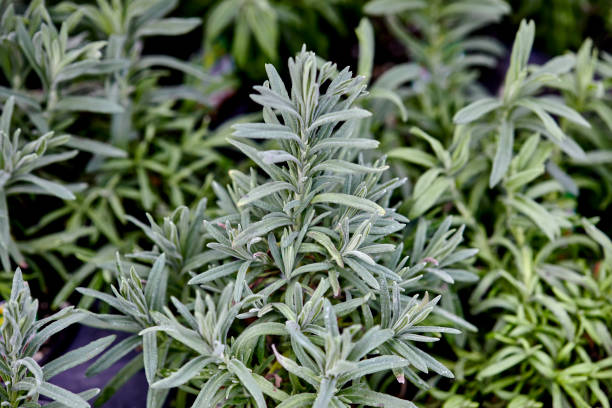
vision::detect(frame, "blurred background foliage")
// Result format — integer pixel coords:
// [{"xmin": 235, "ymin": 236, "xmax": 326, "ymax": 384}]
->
[{"xmin": 1, "ymin": 0, "xmax": 612, "ymax": 406}]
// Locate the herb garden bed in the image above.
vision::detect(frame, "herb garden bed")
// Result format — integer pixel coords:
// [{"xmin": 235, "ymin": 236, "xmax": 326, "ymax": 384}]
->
[{"xmin": 1, "ymin": 1, "xmax": 612, "ymax": 408}]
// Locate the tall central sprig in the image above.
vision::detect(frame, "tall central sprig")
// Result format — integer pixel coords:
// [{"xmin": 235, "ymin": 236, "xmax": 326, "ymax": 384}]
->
[
  {"xmin": 177, "ymin": 49, "xmax": 456, "ymax": 407},
  {"xmin": 195, "ymin": 48, "xmax": 406, "ymax": 296},
  {"xmin": 236, "ymin": 50, "xmax": 377, "ymax": 213}
]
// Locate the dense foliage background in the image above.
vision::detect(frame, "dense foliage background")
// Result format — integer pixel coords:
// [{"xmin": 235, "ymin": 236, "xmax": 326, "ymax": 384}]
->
[{"xmin": 1, "ymin": 0, "xmax": 612, "ymax": 407}]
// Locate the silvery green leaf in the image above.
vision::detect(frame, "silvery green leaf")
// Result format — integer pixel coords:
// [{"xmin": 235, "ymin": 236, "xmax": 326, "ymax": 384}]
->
[
  {"xmin": 251, "ymin": 87, "xmax": 299, "ymax": 117},
  {"xmin": 16, "ymin": 20, "xmax": 44, "ymax": 83},
  {"xmin": 387, "ymin": 147, "xmax": 438, "ymax": 167},
  {"xmin": 234, "ymin": 322, "xmax": 287, "ymax": 360},
  {"xmin": 238, "ymin": 181, "xmax": 295, "ymax": 207},
  {"xmin": 17, "ymin": 357, "xmax": 43, "ymax": 385},
  {"xmin": 356, "ymin": 18, "xmax": 374, "ymax": 78},
  {"xmin": 308, "ymin": 108, "xmax": 371, "ymax": 131},
  {"xmin": 340, "ymin": 387, "xmax": 417, "ymax": 408},
  {"xmin": 432, "ymin": 306, "xmax": 477, "ymax": 332},
  {"xmin": 311, "ymin": 138, "xmax": 379, "ymax": 153},
  {"xmin": 143, "ymin": 329, "xmax": 158, "ymax": 384},
  {"xmin": 43, "ymin": 389, "xmax": 100, "ymax": 408},
  {"xmin": 56, "ymin": 59, "xmax": 129, "ymax": 83},
  {"xmin": 344, "ymin": 257, "xmax": 380, "ymax": 289},
  {"xmin": 407, "ymin": 344, "xmax": 453, "ymax": 378},
  {"xmin": 192, "ymin": 371, "xmax": 232, "ymax": 408},
  {"xmin": 38, "ymin": 382, "xmax": 90, "ymax": 408},
  {"xmin": 313, "ymin": 377, "xmax": 337, "ymax": 408},
  {"xmin": 233, "ymin": 260, "xmax": 251, "ymax": 303},
  {"xmin": 233, "ymin": 123, "xmax": 301, "ymax": 143},
  {"xmin": 312, "ymin": 193, "xmax": 385, "ymax": 215},
  {"xmin": 13, "ymin": 174, "xmax": 75, "ymax": 200},
  {"xmin": 77, "ymin": 288, "xmax": 139, "ymax": 317},
  {"xmin": 517, "ymin": 98, "xmax": 565, "ymax": 141},
  {"xmin": 54, "ymin": 96, "xmax": 124, "ymax": 114},
  {"xmin": 65, "ymin": 136, "xmax": 127, "ymax": 158},
  {"xmin": 18, "ymin": 150, "xmax": 78, "ymax": 174},
  {"xmin": 188, "ymin": 260, "xmax": 242, "ymax": 285},
  {"xmin": 1, "ymin": 96, "xmax": 15, "ymax": 135},
  {"xmin": 590, "ymin": 100, "xmax": 612, "ymax": 133},
  {"xmin": 311, "ymin": 160, "xmax": 386, "ymax": 174},
  {"xmin": 147, "ymin": 387, "xmax": 170, "ymax": 408},
  {"xmin": 343, "ymin": 355, "xmax": 409, "ymax": 381},
  {"xmin": 594, "ymin": 321, "xmax": 612, "ymax": 355},
  {"xmin": 453, "ymin": 97, "xmax": 502, "ymax": 124},
  {"xmin": 285, "ymin": 321, "xmax": 325, "ymax": 367},
  {"xmin": 545, "ymin": 161, "xmax": 577, "ymax": 195},
  {"xmin": 410, "ymin": 176, "xmax": 450, "ymax": 218},
  {"xmin": 442, "ymin": 0, "xmax": 510, "ymax": 16},
  {"xmin": 449, "ymin": 128, "xmax": 471, "ymax": 174},
  {"xmin": 0, "ymin": 86, "xmax": 41, "ymax": 111},
  {"xmin": 272, "ymin": 344, "xmax": 320, "ymax": 387},
  {"xmin": 490, "ymin": 119, "xmax": 514, "ymax": 187},
  {"xmin": 43, "ymin": 335, "xmax": 115, "ymax": 380},
  {"xmin": 233, "ymin": 217, "xmax": 293, "ymax": 247},
  {"xmin": 80, "ymin": 314, "xmax": 142, "ymax": 333},
  {"xmin": 228, "ymin": 358, "xmax": 267, "ymax": 408},
  {"xmin": 86, "ymin": 335, "xmax": 141, "ymax": 377},
  {"xmin": 152, "ymin": 356, "xmax": 213, "ymax": 389},
  {"xmin": 548, "ymin": 132, "xmax": 585, "ymax": 159},
  {"xmin": 369, "ymin": 87, "xmax": 408, "ymax": 121},
  {"xmin": 364, "ymin": 0, "xmax": 426, "ymax": 15},
  {"xmin": 138, "ymin": 55, "xmax": 215, "ymax": 83},
  {"xmin": 206, "ymin": 0, "xmax": 240, "ymax": 40},
  {"xmin": 137, "ymin": 17, "xmax": 200, "ymax": 37},
  {"xmin": 144, "ymin": 254, "xmax": 167, "ymax": 312},
  {"xmin": 244, "ymin": 1, "xmax": 278, "ymax": 60},
  {"xmin": 410, "ymin": 127, "xmax": 450, "ymax": 168},
  {"xmin": 505, "ymin": 19, "xmax": 535, "ymax": 85},
  {"xmin": 532, "ymin": 294, "xmax": 575, "ymax": 340},
  {"xmin": 144, "ymin": 313, "xmax": 211, "ymax": 354},
  {"xmin": 228, "ymin": 139, "xmax": 286, "ymax": 181},
  {"xmin": 275, "ymin": 393, "xmax": 317, "ymax": 408},
  {"xmin": 535, "ymin": 54, "xmax": 576, "ymax": 75},
  {"xmin": 572, "ymin": 150, "xmax": 612, "ymax": 164},
  {"xmin": 28, "ymin": 313, "xmax": 85, "ymax": 354},
  {"xmin": 504, "ymin": 166, "xmax": 544, "ymax": 190},
  {"xmin": 373, "ymin": 63, "xmax": 420, "ymax": 90},
  {"xmin": 477, "ymin": 352, "xmax": 527, "ymax": 379},
  {"xmin": 348, "ymin": 327, "xmax": 394, "ymax": 360},
  {"xmin": 582, "ymin": 218, "xmax": 612, "ymax": 260},
  {"xmin": 505, "ymin": 194, "xmax": 560, "ymax": 240},
  {"xmin": 533, "ymin": 97, "xmax": 590, "ymax": 128}
]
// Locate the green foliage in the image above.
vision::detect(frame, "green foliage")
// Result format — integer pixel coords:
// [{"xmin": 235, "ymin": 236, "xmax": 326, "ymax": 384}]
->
[
  {"xmin": 364, "ymin": 0, "xmax": 510, "ymax": 136},
  {"xmin": 1, "ymin": 1, "xmax": 612, "ymax": 407},
  {"xmin": 511, "ymin": 0, "xmax": 612, "ymax": 55},
  {"xmin": 365, "ymin": 5, "xmax": 612, "ymax": 405},
  {"xmin": 454, "ymin": 19, "xmax": 590, "ymax": 188},
  {"xmin": 0, "ymin": 97, "xmax": 78, "ymax": 274},
  {"xmin": 204, "ymin": 0, "xmax": 360, "ymax": 76},
  {"xmin": 74, "ymin": 48, "xmax": 471, "ymax": 407},
  {"xmin": 0, "ymin": 268, "xmax": 113, "ymax": 407},
  {"xmin": 0, "ymin": 0, "xmax": 235, "ymax": 293}
]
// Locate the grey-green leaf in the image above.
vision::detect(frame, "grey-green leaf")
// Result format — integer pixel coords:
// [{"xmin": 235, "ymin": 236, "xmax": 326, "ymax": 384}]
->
[{"xmin": 490, "ymin": 119, "xmax": 514, "ymax": 187}]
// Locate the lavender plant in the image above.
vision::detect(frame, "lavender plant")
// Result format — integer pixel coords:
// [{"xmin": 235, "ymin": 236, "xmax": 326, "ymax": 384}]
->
[
  {"xmin": 0, "ymin": 97, "xmax": 80, "ymax": 289},
  {"xmin": 377, "ymin": 17, "xmax": 612, "ymax": 407},
  {"xmin": 77, "ymin": 48, "xmax": 471, "ymax": 407},
  {"xmin": 0, "ymin": 268, "xmax": 114, "ymax": 407},
  {"xmin": 0, "ymin": 0, "xmax": 236, "ymax": 299}
]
